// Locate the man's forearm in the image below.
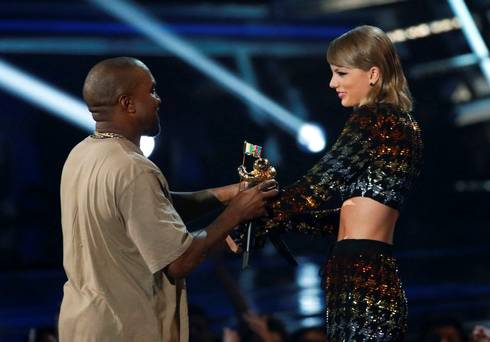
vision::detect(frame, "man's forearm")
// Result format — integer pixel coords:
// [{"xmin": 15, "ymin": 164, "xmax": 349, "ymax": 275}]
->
[
  {"xmin": 170, "ymin": 183, "xmax": 241, "ymax": 222},
  {"xmin": 207, "ymin": 183, "xmax": 241, "ymax": 205},
  {"xmin": 165, "ymin": 180, "xmax": 277, "ymax": 280},
  {"xmin": 165, "ymin": 207, "xmax": 240, "ymax": 279},
  {"xmin": 170, "ymin": 190, "xmax": 222, "ymax": 222}
]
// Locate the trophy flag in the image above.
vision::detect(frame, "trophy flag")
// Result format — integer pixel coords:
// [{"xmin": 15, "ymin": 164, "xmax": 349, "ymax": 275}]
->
[
  {"xmin": 243, "ymin": 141, "xmax": 263, "ymax": 158},
  {"xmin": 231, "ymin": 140, "xmax": 297, "ymax": 269}
]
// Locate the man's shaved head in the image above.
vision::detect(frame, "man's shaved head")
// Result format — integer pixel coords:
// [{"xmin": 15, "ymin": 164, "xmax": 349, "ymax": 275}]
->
[{"xmin": 83, "ymin": 57, "xmax": 149, "ymax": 113}]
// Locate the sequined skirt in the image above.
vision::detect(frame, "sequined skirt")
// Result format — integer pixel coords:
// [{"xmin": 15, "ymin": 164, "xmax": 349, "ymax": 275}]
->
[{"xmin": 325, "ymin": 239, "xmax": 407, "ymax": 341}]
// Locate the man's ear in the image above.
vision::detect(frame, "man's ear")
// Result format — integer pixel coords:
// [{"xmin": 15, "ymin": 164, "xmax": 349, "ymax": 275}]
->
[
  {"xmin": 369, "ymin": 66, "xmax": 381, "ymax": 85},
  {"xmin": 117, "ymin": 94, "xmax": 135, "ymax": 113}
]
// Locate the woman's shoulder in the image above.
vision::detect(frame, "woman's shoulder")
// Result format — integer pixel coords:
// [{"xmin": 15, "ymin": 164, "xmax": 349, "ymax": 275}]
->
[
  {"xmin": 347, "ymin": 103, "xmax": 401, "ymax": 131},
  {"xmin": 355, "ymin": 103, "xmax": 419, "ymax": 129},
  {"xmin": 349, "ymin": 103, "xmax": 422, "ymax": 148}
]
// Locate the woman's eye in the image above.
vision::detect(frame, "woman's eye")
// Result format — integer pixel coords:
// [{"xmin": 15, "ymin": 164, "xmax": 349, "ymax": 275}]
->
[{"xmin": 337, "ymin": 71, "xmax": 347, "ymax": 76}]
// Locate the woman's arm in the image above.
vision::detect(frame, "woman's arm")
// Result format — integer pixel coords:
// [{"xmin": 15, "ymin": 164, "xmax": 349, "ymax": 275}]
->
[
  {"xmin": 256, "ymin": 108, "xmax": 379, "ymax": 236},
  {"xmin": 262, "ymin": 104, "xmax": 422, "ymax": 239}
]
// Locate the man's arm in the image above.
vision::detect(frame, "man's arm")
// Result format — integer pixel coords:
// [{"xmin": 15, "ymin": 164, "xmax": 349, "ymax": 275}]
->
[
  {"xmin": 166, "ymin": 180, "xmax": 277, "ymax": 279},
  {"xmin": 170, "ymin": 183, "xmax": 241, "ymax": 223}
]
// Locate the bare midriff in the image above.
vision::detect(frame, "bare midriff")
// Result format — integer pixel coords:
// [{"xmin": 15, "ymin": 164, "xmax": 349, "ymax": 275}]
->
[{"xmin": 338, "ymin": 196, "xmax": 399, "ymax": 243}]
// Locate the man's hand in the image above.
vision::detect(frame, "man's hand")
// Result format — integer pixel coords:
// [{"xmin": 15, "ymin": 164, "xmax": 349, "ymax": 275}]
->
[
  {"xmin": 166, "ymin": 180, "xmax": 277, "ymax": 279},
  {"xmin": 224, "ymin": 180, "xmax": 278, "ymax": 224}
]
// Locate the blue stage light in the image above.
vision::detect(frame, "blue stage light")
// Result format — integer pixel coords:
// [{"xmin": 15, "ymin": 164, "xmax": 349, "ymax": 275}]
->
[
  {"xmin": 0, "ymin": 58, "xmax": 94, "ymax": 130},
  {"xmin": 0, "ymin": 19, "xmax": 347, "ymax": 39},
  {"xmin": 448, "ymin": 0, "xmax": 490, "ymax": 85},
  {"xmin": 90, "ymin": 0, "xmax": 327, "ymax": 153},
  {"xmin": 296, "ymin": 263, "xmax": 322, "ymax": 316},
  {"xmin": 297, "ymin": 123, "xmax": 327, "ymax": 153},
  {"xmin": 0, "ymin": 58, "xmax": 155, "ymax": 157}
]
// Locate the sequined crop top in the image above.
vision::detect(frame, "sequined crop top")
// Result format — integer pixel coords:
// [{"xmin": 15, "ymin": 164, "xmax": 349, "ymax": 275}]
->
[{"xmin": 260, "ymin": 103, "xmax": 423, "ymax": 236}]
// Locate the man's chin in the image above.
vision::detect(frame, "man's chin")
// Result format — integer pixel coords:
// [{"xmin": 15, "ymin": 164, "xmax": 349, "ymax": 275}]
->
[{"xmin": 144, "ymin": 125, "xmax": 161, "ymax": 137}]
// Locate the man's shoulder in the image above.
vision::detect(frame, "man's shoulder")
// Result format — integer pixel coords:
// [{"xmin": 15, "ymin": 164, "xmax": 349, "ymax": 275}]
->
[
  {"xmin": 64, "ymin": 137, "xmax": 163, "ymax": 179},
  {"xmin": 105, "ymin": 139, "xmax": 163, "ymax": 177}
]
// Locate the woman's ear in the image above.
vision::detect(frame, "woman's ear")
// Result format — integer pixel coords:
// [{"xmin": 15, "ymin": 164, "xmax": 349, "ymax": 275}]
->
[{"xmin": 368, "ymin": 66, "xmax": 381, "ymax": 86}]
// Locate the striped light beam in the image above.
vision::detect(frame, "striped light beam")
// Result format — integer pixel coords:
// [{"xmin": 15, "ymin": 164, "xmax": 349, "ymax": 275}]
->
[
  {"xmin": 0, "ymin": 58, "xmax": 155, "ymax": 156},
  {"xmin": 90, "ymin": 0, "xmax": 326, "ymax": 152},
  {"xmin": 448, "ymin": 0, "xmax": 490, "ymax": 85}
]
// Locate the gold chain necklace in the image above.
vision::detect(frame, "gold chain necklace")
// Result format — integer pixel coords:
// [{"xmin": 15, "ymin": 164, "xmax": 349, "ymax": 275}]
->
[{"xmin": 90, "ymin": 131, "xmax": 125, "ymax": 140}]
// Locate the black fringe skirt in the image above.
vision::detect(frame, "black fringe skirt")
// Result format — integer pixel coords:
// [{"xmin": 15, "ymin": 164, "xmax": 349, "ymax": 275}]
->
[{"xmin": 324, "ymin": 239, "xmax": 407, "ymax": 341}]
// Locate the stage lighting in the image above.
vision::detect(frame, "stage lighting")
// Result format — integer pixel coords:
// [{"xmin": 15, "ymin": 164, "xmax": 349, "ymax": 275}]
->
[
  {"xmin": 298, "ymin": 288, "xmax": 323, "ymax": 315},
  {"xmin": 448, "ymin": 0, "xmax": 490, "ymax": 85},
  {"xmin": 296, "ymin": 262, "xmax": 323, "ymax": 315},
  {"xmin": 0, "ymin": 58, "xmax": 155, "ymax": 157},
  {"xmin": 297, "ymin": 262, "xmax": 320, "ymax": 288},
  {"xmin": 297, "ymin": 123, "xmax": 326, "ymax": 153},
  {"xmin": 0, "ymin": 58, "xmax": 93, "ymax": 130},
  {"xmin": 300, "ymin": 317, "xmax": 323, "ymax": 328},
  {"xmin": 387, "ymin": 17, "xmax": 460, "ymax": 43},
  {"xmin": 91, "ymin": 0, "xmax": 327, "ymax": 153},
  {"xmin": 140, "ymin": 136, "xmax": 155, "ymax": 158}
]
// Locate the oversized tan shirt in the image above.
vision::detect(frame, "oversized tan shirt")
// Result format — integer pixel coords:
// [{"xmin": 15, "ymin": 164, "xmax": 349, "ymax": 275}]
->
[{"xmin": 59, "ymin": 136, "xmax": 193, "ymax": 342}]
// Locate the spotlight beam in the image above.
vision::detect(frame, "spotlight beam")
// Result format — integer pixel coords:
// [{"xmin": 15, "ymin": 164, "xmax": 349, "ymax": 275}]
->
[
  {"xmin": 0, "ymin": 58, "xmax": 93, "ymax": 131},
  {"xmin": 448, "ymin": 0, "xmax": 490, "ymax": 85},
  {"xmin": 0, "ymin": 58, "xmax": 155, "ymax": 157},
  {"xmin": 90, "ymin": 0, "xmax": 301, "ymax": 133},
  {"xmin": 89, "ymin": 0, "xmax": 326, "ymax": 152}
]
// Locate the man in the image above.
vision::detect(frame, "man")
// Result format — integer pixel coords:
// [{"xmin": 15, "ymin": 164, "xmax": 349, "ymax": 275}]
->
[{"xmin": 59, "ymin": 57, "xmax": 277, "ymax": 342}]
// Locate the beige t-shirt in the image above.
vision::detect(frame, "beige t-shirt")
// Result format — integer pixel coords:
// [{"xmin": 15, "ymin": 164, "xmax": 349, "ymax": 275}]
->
[{"xmin": 59, "ymin": 136, "xmax": 193, "ymax": 342}]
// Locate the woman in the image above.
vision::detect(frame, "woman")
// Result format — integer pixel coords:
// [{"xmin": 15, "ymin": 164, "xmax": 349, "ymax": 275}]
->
[{"xmin": 245, "ymin": 25, "xmax": 423, "ymax": 341}]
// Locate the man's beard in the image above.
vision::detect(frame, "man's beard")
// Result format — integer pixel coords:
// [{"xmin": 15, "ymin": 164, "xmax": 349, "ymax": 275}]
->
[{"xmin": 144, "ymin": 113, "xmax": 161, "ymax": 137}]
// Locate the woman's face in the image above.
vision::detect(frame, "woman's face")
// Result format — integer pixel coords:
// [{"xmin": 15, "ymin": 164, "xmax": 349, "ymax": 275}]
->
[{"xmin": 329, "ymin": 64, "xmax": 374, "ymax": 107}]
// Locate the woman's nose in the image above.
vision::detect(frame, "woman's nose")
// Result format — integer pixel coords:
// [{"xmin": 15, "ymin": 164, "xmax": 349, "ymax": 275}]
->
[{"xmin": 329, "ymin": 77, "xmax": 337, "ymax": 88}]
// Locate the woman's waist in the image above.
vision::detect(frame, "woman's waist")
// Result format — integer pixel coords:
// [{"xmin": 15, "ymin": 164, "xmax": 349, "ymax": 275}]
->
[
  {"xmin": 339, "ymin": 196, "xmax": 398, "ymax": 242},
  {"xmin": 330, "ymin": 238, "xmax": 395, "ymax": 257}
]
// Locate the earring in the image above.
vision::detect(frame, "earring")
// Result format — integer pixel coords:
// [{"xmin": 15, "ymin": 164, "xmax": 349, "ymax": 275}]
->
[{"xmin": 369, "ymin": 82, "xmax": 375, "ymax": 87}]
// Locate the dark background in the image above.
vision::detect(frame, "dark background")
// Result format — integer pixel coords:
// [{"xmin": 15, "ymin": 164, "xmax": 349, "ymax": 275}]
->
[{"xmin": 0, "ymin": 0, "xmax": 489, "ymax": 340}]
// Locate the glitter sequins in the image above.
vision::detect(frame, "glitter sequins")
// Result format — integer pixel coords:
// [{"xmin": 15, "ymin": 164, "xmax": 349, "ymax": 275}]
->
[
  {"xmin": 325, "ymin": 239, "xmax": 407, "ymax": 341},
  {"xmin": 259, "ymin": 103, "xmax": 423, "ymax": 235}
]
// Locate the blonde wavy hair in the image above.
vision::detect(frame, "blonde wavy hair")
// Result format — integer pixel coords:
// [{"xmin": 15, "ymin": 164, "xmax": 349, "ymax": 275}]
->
[{"xmin": 327, "ymin": 25, "xmax": 412, "ymax": 112}]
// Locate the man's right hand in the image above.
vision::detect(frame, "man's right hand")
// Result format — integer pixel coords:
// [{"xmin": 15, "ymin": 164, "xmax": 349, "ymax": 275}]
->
[
  {"xmin": 166, "ymin": 180, "xmax": 278, "ymax": 279},
  {"xmin": 225, "ymin": 180, "xmax": 278, "ymax": 225}
]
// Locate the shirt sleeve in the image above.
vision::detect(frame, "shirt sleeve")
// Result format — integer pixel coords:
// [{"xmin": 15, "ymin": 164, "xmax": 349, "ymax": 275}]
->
[
  {"xmin": 258, "ymin": 108, "xmax": 377, "ymax": 236},
  {"xmin": 349, "ymin": 108, "xmax": 423, "ymax": 209},
  {"xmin": 118, "ymin": 171, "xmax": 193, "ymax": 274}
]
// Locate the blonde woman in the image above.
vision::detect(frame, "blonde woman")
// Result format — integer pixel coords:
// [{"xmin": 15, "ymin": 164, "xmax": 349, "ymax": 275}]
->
[{"xmin": 249, "ymin": 26, "xmax": 423, "ymax": 340}]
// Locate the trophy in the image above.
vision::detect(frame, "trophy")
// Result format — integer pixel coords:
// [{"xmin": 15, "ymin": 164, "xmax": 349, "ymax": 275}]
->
[
  {"xmin": 235, "ymin": 141, "xmax": 296, "ymax": 269},
  {"xmin": 236, "ymin": 141, "xmax": 274, "ymax": 269},
  {"xmin": 238, "ymin": 146, "xmax": 276, "ymax": 185}
]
